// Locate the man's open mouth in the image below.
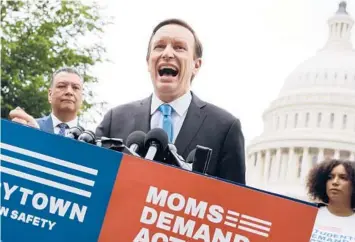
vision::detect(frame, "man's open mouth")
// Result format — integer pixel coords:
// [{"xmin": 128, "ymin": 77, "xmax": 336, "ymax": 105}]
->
[{"xmin": 158, "ymin": 66, "xmax": 179, "ymax": 77}]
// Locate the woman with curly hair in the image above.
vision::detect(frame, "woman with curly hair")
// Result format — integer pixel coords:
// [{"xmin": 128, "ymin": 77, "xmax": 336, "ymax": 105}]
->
[{"xmin": 306, "ymin": 159, "xmax": 355, "ymax": 241}]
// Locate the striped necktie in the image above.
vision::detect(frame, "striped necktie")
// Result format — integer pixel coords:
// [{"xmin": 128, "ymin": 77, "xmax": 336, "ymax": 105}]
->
[{"xmin": 57, "ymin": 123, "xmax": 69, "ymax": 136}]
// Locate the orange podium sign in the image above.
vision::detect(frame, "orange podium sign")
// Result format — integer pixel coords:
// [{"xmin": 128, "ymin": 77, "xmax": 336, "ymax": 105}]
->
[{"xmin": 99, "ymin": 155, "xmax": 318, "ymax": 242}]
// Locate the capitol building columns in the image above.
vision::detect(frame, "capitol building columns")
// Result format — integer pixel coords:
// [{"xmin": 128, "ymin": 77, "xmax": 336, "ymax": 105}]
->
[
  {"xmin": 286, "ymin": 147, "xmax": 297, "ymax": 182},
  {"xmin": 350, "ymin": 152, "xmax": 355, "ymax": 161},
  {"xmin": 247, "ymin": 147, "xmax": 355, "ymax": 188},
  {"xmin": 271, "ymin": 148, "xmax": 282, "ymax": 182},
  {"xmin": 333, "ymin": 149, "xmax": 340, "ymax": 160},
  {"xmin": 317, "ymin": 148, "xmax": 324, "ymax": 164},
  {"xmin": 263, "ymin": 149, "xmax": 271, "ymax": 183},
  {"xmin": 300, "ymin": 148, "xmax": 310, "ymax": 180}
]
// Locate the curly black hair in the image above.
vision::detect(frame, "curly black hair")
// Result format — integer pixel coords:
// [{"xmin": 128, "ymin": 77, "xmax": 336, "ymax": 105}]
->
[{"xmin": 306, "ymin": 159, "xmax": 355, "ymax": 208}]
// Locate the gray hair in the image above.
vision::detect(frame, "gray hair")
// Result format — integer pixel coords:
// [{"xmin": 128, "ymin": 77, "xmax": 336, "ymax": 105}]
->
[{"xmin": 50, "ymin": 67, "xmax": 84, "ymax": 87}]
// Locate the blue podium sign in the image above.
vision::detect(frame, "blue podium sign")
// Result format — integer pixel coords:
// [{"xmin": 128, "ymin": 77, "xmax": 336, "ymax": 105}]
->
[{"xmin": 1, "ymin": 119, "xmax": 122, "ymax": 242}]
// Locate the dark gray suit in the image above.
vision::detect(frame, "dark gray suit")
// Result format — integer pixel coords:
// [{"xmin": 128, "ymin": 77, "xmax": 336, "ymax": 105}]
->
[{"xmin": 96, "ymin": 92, "xmax": 245, "ymax": 185}]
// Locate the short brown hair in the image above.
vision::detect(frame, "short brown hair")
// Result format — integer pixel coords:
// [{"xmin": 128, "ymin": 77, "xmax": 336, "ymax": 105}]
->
[
  {"xmin": 306, "ymin": 159, "xmax": 355, "ymax": 208},
  {"xmin": 146, "ymin": 18, "xmax": 203, "ymax": 61}
]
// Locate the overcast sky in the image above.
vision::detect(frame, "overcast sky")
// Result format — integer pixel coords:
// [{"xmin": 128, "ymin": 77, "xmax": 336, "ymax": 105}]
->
[{"xmin": 86, "ymin": 0, "xmax": 355, "ymax": 146}]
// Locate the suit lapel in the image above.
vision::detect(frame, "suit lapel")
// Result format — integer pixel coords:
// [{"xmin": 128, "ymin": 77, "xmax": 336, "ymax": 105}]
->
[
  {"xmin": 174, "ymin": 93, "xmax": 207, "ymax": 157},
  {"xmin": 42, "ymin": 115, "xmax": 54, "ymax": 134},
  {"xmin": 133, "ymin": 96, "xmax": 151, "ymax": 133}
]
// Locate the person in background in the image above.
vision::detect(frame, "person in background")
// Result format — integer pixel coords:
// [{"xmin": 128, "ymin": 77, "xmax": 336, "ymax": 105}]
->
[
  {"xmin": 8, "ymin": 67, "xmax": 84, "ymax": 136},
  {"xmin": 306, "ymin": 159, "xmax": 355, "ymax": 241}
]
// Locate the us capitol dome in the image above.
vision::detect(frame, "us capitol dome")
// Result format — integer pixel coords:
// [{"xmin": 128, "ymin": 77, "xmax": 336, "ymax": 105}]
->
[{"xmin": 246, "ymin": 2, "xmax": 355, "ymax": 200}]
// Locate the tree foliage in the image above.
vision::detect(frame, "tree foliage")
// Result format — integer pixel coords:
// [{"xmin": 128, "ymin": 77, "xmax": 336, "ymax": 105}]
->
[{"xmin": 1, "ymin": 0, "xmax": 110, "ymax": 119}]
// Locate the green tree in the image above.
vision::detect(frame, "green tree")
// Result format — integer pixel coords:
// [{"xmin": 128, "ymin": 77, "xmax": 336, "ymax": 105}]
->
[{"xmin": 1, "ymin": 0, "xmax": 110, "ymax": 120}]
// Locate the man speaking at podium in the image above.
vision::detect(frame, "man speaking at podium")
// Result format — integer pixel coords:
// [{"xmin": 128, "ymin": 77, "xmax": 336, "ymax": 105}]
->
[{"xmin": 96, "ymin": 19, "xmax": 246, "ymax": 184}]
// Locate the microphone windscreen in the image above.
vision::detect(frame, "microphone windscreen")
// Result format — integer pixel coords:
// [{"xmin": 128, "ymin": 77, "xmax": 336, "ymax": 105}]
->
[
  {"xmin": 78, "ymin": 130, "xmax": 96, "ymax": 144},
  {"xmin": 126, "ymin": 131, "xmax": 146, "ymax": 148},
  {"xmin": 67, "ymin": 126, "xmax": 84, "ymax": 139},
  {"xmin": 144, "ymin": 128, "xmax": 169, "ymax": 151}
]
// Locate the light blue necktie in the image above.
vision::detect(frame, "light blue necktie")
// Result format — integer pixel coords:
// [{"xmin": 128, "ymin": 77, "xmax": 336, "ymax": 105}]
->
[
  {"xmin": 57, "ymin": 123, "xmax": 68, "ymax": 136},
  {"xmin": 159, "ymin": 104, "xmax": 173, "ymax": 143}
]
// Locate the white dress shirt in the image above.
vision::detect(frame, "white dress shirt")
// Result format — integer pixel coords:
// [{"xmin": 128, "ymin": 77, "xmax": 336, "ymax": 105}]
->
[
  {"xmin": 51, "ymin": 113, "xmax": 78, "ymax": 135},
  {"xmin": 150, "ymin": 91, "xmax": 192, "ymax": 143}
]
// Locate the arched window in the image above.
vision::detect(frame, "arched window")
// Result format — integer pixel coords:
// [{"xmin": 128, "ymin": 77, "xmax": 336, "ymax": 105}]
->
[
  {"xmin": 294, "ymin": 113, "xmax": 298, "ymax": 128},
  {"xmin": 330, "ymin": 113, "xmax": 334, "ymax": 128},
  {"xmin": 305, "ymin": 112, "xmax": 310, "ymax": 127},
  {"xmin": 342, "ymin": 114, "xmax": 347, "ymax": 129},
  {"xmin": 317, "ymin": 113, "xmax": 322, "ymax": 127},
  {"xmin": 276, "ymin": 116, "xmax": 280, "ymax": 130}
]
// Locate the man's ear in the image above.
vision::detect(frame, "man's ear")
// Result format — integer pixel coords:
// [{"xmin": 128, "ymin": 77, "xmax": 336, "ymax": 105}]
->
[
  {"xmin": 48, "ymin": 88, "xmax": 52, "ymax": 104},
  {"xmin": 147, "ymin": 55, "xmax": 153, "ymax": 73},
  {"xmin": 192, "ymin": 58, "xmax": 202, "ymax": 76},
  {"xmin": 147, "ymin": 62, "xmax": 151, "ymax": 73}
]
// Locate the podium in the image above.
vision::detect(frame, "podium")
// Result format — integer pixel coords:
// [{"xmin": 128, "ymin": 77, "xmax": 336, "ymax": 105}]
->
[{"xmin": 0, "ymin": 119, "xmax": 318, "ymax": 242}]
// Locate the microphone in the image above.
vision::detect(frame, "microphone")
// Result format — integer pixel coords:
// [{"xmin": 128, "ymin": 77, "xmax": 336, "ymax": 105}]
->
[
  {"xmin": 96, "ymin": 136, "xmax": 141, "ymax": 156},
  {"xmin": 126, "ymin": 131, "xmax": 146, "ymax": 157},
  {"xmin": 66, "ymin": 126, "xmax": 84, "ymax": 139},
  {"xmin": 100, "ymin": 137, "xmax": 125, "ymax": 152},
  {"xmin": 144, "ymin": 128, "xmax": 169, "ymax": 161},
  {"xmin": 167, "ymin": 144, "xmax": 192, "ymax": 171},
  {"xmin": 189, "ymin": 145, "xmax": 213, "ymax": 174},
  {"xmin": 77, "ymin": 130, "xmax": 96, "ymax": 144}
]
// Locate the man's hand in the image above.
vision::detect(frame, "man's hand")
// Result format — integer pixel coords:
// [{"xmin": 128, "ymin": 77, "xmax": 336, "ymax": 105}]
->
[{"xmin": 8, "ymin": 107, "xmax": 40, "ymax": 129}]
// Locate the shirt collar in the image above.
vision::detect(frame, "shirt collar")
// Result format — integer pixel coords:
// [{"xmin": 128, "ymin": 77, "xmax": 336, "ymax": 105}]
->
[
  {"xmin": 51, "ymin": 113, "xmax": 78, "ymax": 129},
  {"xmin": 151, "ymin": 91, "xmax": 192, "ymax": 117}
]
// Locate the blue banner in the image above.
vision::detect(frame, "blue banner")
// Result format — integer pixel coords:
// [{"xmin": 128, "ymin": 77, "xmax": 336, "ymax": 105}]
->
[{"xmin": 1, "ymin": 119, "xmax": 123, "ymax": 242}]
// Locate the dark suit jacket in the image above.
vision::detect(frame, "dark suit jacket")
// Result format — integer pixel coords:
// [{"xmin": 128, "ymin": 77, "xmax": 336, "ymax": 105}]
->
[
  {"xmin": 96, "ymin": 92, "xmax": 246, "ymax": 185},
  {"xmin": 36, "ymin": 115, "xmax": 55, "ymax": 134}
]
